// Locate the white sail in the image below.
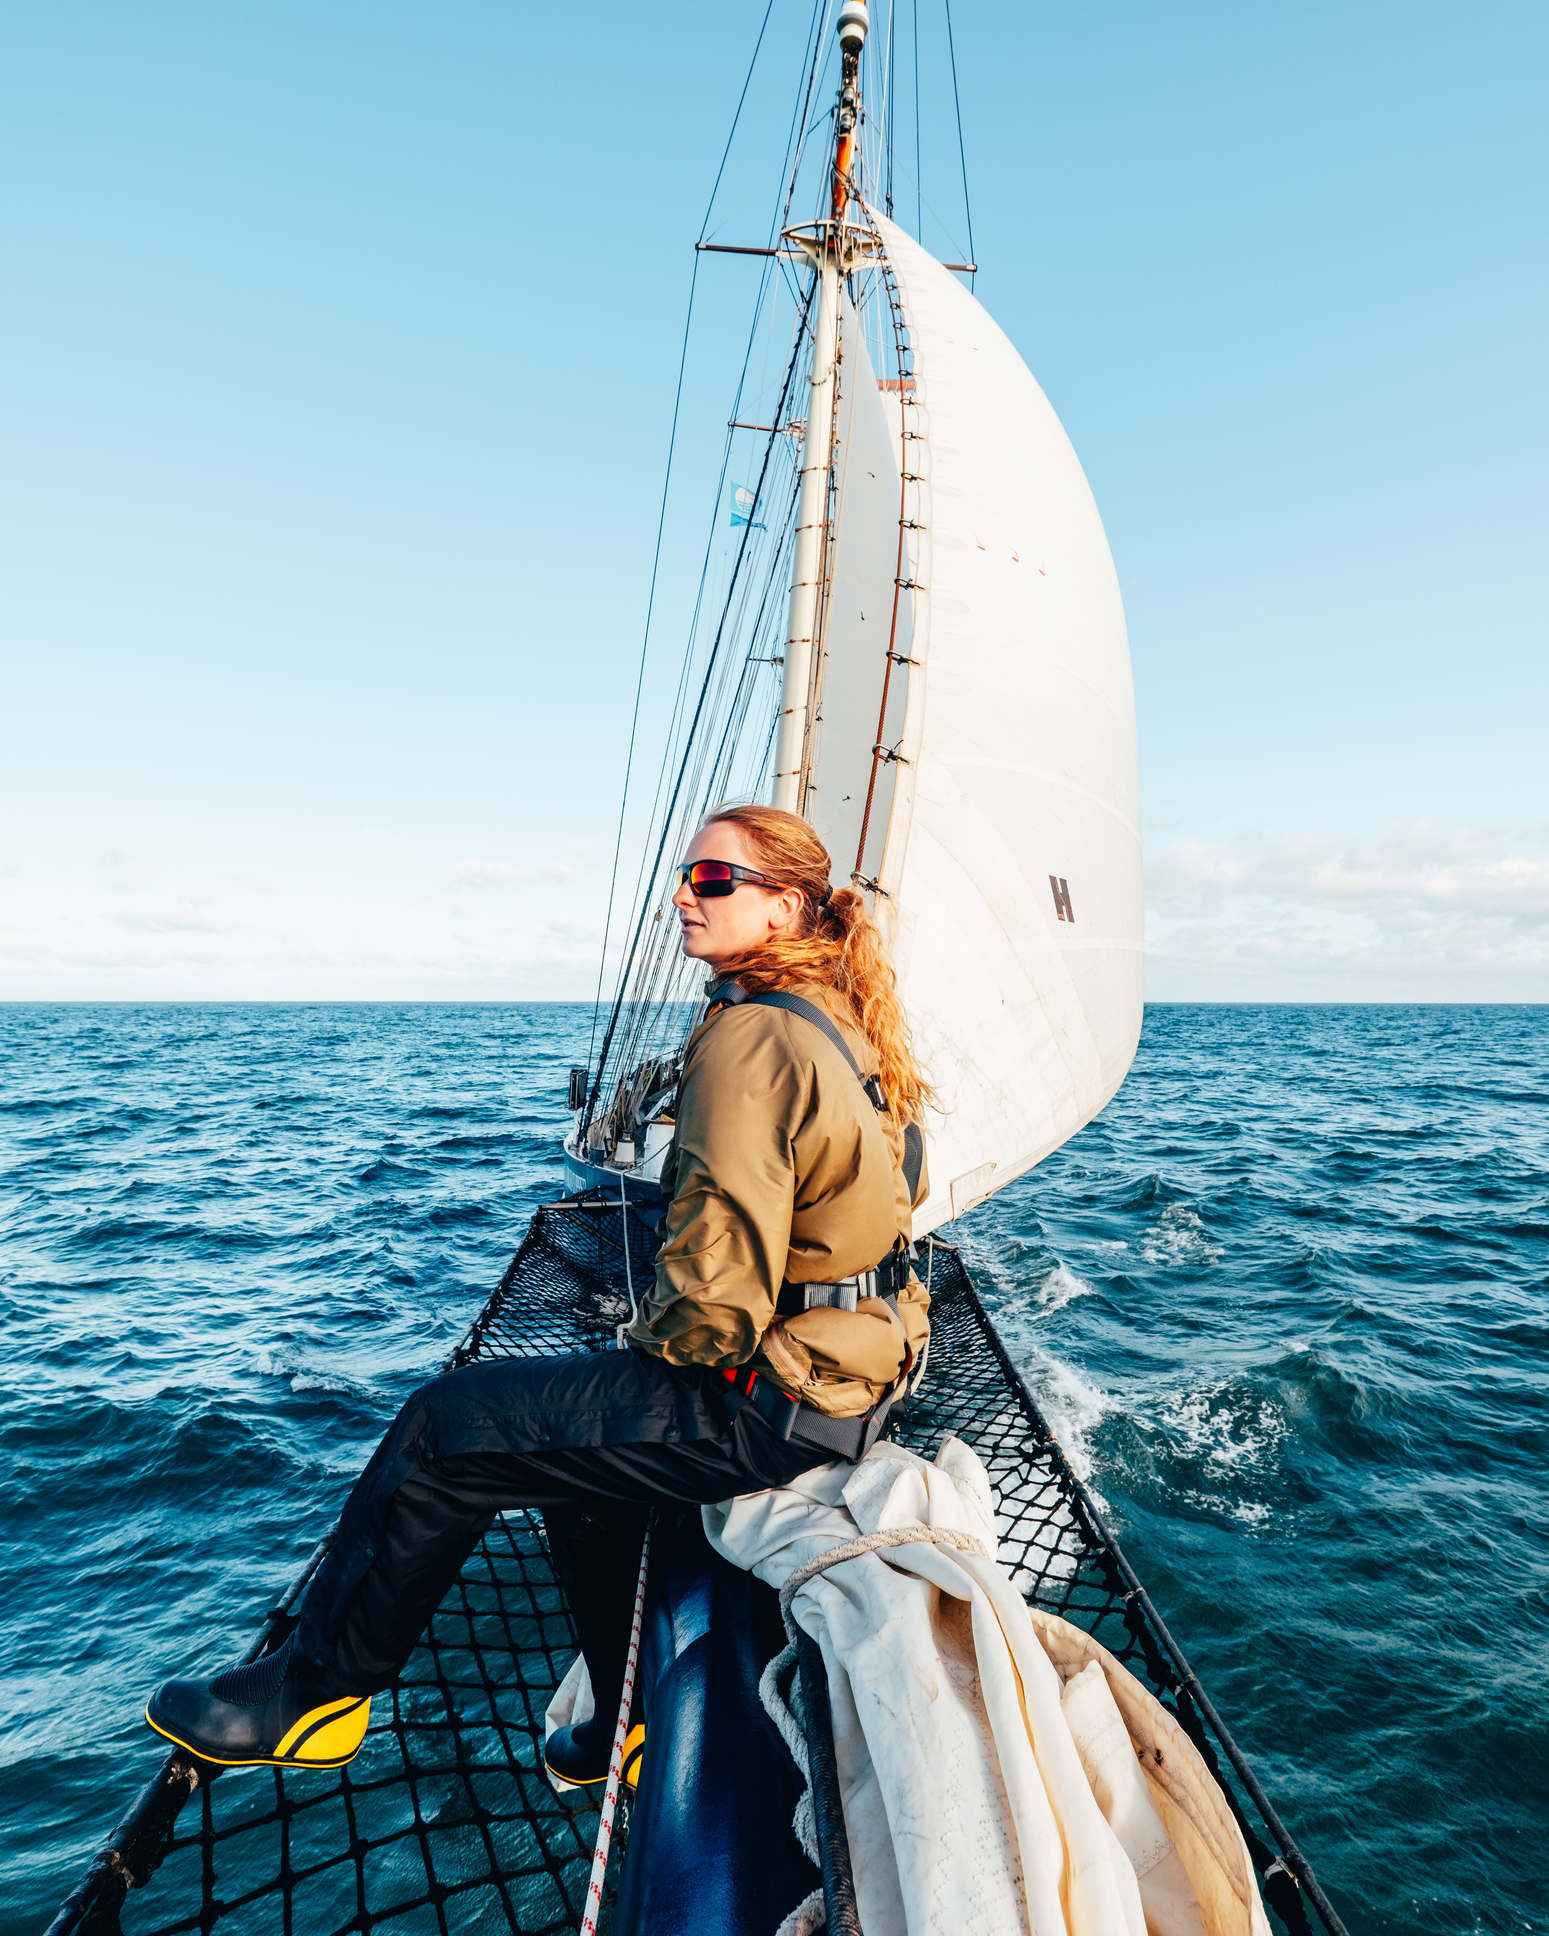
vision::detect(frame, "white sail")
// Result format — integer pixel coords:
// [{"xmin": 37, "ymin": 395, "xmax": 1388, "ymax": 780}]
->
[
  {"xmin": 859, "ymin": 210, "xmax": 1143, "ymax": 1234},
  {"xmin": 803, "ymin": 292, "xmax": 913, "ymax": 888}
]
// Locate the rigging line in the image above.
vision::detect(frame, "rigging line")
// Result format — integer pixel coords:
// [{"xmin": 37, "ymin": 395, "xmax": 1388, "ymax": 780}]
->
[
  {"xmin": 615, "ymin": 565, "xmax": 785, "ymax": 1077},
  {"xmin": 942, "ymin": 0, "xmax": 976, "ymax": 275},
  {"xmin": 587, "ymin": 303, "xmax": 812, "ymax": 1113},
  {"xmin": 768, "ymin": 0, "xmax": 834, "ymax": 299},
  {"xmin": 913, "ymin": 0, "xmax": 921, "ymax": 241},
  {"xmin": 597, "ymin": 280, "xmax": 807, "ymax": 1064},
  {"xmin": 615, "ymin": 232, "xmax": 801, "ymax": 884},
  {"xmin": 695, "ymin": 485, "xmax": 799, "ymax": 807},
  {"xmin": 615, "ymin": 1170, "xmax": 636, "ymax": 1346},
  {"xmin": 611, "ymin": 567, "xmax": 773, "ymax": 1087},
  {"xmin": 777, "ymin": 0, "xmax": 834, "ymax": 243},
  {"xmin": 596, "ymin": 265, "xmax": 796, "ymax": 1067},
  {"xmin": 607, "ymin": 310, "xmax": 794, "ymax": 1081},
  {"xmin": 778, "ymin": 0, "xmax": 828, "ymax": 195},
  {"xmin": 588, "ymin": 0, "xmax": 810, "ymax": 1107},
  {"xmin": 664, "ymin": 511, "xmax": 791, "ymax": 889},
  {"xmin": 605, "ymin": 298, "xmax": 797, "ymax": 1079},
  {"xmin": 615, "ymin": 506, "xmax": 791, "ymax": 1073},
  {"xmin": 611, "ymin": 508, "xmax": 789, "ymax": 1080},
  {"xmin": 610, "ymin": 274, "xmax": 808, "ymax": 899},
  {"xmin": 698, "ymin": 0, "xmax": 779, "ymax": 243},
  {"xmin": 673, "ymin": 511, "xmax": 792, "ymax": 828},
  {"xmin": 759, "ymin": 4, "xmax": 830, "ymax": 309},
  {"xmin": 773, "ymin": 109, "xmax": 839, "ymax": 311},
  {"xmin": 585, "ymin": 248, "xmax": 702, "ymax": 1076},
  {"xmin": 884, "ymin": 0, "xmax": 897, "ymax": 217},
  {"xmin": 596, "ymin": 4, "xmax": 833, "ymax": 1113}
]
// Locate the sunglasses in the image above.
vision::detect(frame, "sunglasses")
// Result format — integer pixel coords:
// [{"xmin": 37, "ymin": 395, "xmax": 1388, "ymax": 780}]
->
[{"xmin": 676, "ymin": 859, "xmax": 790, "ymax": 898}]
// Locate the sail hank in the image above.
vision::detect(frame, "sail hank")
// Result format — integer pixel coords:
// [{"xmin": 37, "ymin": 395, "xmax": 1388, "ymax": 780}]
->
[{"xmin": 856, "ymin": 208, "xmax": 1143, "ymax": 1236}]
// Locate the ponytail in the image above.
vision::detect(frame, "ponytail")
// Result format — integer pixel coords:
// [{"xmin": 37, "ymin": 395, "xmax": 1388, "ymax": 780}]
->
[{"xmin": 696, "ymin": 804, "xmax": 933, "ymax": 1122}]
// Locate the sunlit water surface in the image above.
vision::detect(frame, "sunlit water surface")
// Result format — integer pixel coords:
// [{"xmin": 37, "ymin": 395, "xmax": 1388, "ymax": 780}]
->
[{"xmin": 1, "ymin": 1003, "xmax": 1544, "ymax": 1935}]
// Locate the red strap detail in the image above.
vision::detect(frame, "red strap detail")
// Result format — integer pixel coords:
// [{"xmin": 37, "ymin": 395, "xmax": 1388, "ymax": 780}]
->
[{"xmin": 718, "ymin": 1363, "xmax": 798, "ymax": 1408}]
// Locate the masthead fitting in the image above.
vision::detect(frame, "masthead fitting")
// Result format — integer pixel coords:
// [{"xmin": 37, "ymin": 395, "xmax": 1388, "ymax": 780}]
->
[{"xmin": 836, "ymin": 2, "xmax": 869, "ymax": 54}]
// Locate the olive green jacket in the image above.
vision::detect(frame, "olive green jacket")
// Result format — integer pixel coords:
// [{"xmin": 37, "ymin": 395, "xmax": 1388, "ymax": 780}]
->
[{"xmin": 626, "ymin": 985, "xmax": 930, "ymax": 1417}]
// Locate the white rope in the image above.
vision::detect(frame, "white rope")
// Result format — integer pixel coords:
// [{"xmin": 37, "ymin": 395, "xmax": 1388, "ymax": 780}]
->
[
  {"xmin": 615, "ymin": 1176, "xmax": 638, "ymax": 1348},
  {"xmin": 579, "ymin": 1518, "xmax": 653, "ymax": 1936},
  {"xmin": 761, "ymin": 1522, "xmax": 992, "ymax": 1936}
]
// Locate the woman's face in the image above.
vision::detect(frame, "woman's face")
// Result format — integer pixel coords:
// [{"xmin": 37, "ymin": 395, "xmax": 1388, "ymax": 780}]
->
[{"xmin": 673, "ymin": 820, "xmax": 805, "ymax": 964}]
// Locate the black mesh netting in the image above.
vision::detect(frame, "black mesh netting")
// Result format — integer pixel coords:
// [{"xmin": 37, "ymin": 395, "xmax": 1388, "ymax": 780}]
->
[{"xmin": 54, "ymin": 1199, "xmax": 1346, "ymax": 1936}]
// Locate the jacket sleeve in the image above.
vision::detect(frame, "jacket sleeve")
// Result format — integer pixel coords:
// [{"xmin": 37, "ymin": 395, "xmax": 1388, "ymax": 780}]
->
[{"xmin": 626, "ymin": 1009, "xmax": 808, "ymax": 1367}]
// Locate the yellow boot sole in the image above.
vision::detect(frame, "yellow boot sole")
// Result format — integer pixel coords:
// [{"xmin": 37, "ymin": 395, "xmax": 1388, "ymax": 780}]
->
[{"xmin": 145, "ymin": 1693, "xmax": 371, "ymax": 1770}]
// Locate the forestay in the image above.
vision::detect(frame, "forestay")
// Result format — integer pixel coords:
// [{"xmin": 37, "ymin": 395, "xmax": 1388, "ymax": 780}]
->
[{"xmin": 810, "ymin": 208, "xmax": 1144, "ymax": 1234}]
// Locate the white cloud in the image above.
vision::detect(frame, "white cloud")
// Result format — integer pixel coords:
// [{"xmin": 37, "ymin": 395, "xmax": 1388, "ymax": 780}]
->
[
  {"xmin": 5, "ymin": 817, "xmax": 1542, "ymax": 1003},
  {"xmin": 1146, "ymin": 822, "xmax": 1549, "ymax": 999},
  {"xmin": 113, "ymin": 907, "xmax": 223, "ymax": 934},
  {"xmin": 448, "ymin": 859, "xmax": 577, "ymax": 891},
  {"xmin": 0, "ymin": 828, "xmax": 610, "ymax": 999}
]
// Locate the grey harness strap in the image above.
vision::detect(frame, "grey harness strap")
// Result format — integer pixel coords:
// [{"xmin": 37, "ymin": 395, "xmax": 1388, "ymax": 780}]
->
[{"xmin": 709, "ymin": 981, "xmax": 881, "ymax": 1092}]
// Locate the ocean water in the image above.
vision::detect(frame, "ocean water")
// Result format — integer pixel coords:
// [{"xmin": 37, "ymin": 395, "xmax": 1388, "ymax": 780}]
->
[{"xmin": 1, "ymin": 1002, "xmax": 1544, "ymax": 1935}]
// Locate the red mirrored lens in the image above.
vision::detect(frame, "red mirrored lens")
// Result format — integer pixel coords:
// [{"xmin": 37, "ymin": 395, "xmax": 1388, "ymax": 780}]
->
[{"xmin": 687, "ymin": 862, "xmax": 735, "ymax": 896}]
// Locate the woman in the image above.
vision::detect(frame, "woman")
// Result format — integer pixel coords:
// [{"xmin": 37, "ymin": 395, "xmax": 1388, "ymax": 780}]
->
[{"xmin": 146, "ymin": 805, "xmax": 931, "ymax": 1784}]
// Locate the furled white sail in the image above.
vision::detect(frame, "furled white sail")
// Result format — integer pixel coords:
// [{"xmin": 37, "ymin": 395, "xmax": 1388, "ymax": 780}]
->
[{"xmin": 857, "ymin": 209, "xmax": 1143, "ymax": 1235}]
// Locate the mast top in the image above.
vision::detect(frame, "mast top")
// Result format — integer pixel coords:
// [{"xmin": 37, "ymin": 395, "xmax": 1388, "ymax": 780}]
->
[
  {"xmin": 837, "ymin": 2, "xmax": 869, "ymax": 53},
  {"xmin": 830, "ymin": 3, "xmax": 868, "ymax": 228}
]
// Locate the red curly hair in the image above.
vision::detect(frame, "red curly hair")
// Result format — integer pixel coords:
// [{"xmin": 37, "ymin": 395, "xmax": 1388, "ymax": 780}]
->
[{"xmin": 697, "ymin": 802, "xmax": 932, "ymax": 1122}]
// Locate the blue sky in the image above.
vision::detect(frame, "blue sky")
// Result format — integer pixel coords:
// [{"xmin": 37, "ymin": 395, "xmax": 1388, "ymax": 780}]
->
[{"xmin": 2, "ymin": 0, "xmax": 1544, "ymax": 1000}]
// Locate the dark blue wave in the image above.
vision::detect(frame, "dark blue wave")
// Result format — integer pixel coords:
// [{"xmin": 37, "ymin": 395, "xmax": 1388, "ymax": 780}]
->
[{"xmin": 0, "ymin": 1000, "xmax": 1545, "ymax": 1934}]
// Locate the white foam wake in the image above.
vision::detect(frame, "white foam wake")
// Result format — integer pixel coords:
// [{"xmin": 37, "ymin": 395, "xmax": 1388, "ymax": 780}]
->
[
  {"xmin": 1140, "ymin": 1204, "xmax": 1223, "ymax": 1267},
  {"xmin": 1035, "ymin": 1262, "xmax": 1097, "ymax": 1313}
]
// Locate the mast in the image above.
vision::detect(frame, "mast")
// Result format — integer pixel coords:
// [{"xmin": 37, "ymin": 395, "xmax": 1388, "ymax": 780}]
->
[{"xmin": 771, "ymin": 1, "xmax": 869, "ymax": 812}]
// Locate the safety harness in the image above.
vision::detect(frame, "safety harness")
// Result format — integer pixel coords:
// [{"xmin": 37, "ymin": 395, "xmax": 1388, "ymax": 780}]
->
[{"xmin": 703, "ymin": 978, "xmax": 924, "ymax": 1461}]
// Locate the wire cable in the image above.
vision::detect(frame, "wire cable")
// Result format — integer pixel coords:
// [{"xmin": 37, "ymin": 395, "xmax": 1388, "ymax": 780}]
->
[
  {"xmin": 587, "ymin": 0, "xmax": 782, "ymax": 1076},
  {"xmin": 586, "ymin": 252, "xmax": 700, "ymax": 1075},
  {"xmin": 943, "ymin": 0, "xmax": 976, "ymax": 274},
  {"xmin": 912, "ymin": 0, "xmax": 921, "ymax": 239}
]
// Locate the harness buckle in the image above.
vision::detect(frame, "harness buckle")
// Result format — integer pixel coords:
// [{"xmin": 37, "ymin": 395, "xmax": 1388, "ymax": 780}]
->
[
  {"xmin": 801, "ymin": 1278, "xmax": 861, "ymax": 1313},
  {"xmin": 718, "ymin": 1362, "xmax": 800, "ymax": 1440}
]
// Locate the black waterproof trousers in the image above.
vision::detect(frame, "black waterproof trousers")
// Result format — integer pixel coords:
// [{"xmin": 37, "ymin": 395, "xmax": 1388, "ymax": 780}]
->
[{"xmin": 292, "ymin": 1346, "xmax": 834, "ymax": 1719}]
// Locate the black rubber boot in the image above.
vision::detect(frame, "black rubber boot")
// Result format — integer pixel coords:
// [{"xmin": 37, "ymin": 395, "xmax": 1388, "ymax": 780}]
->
[
  {"xmin": 544, "ymin": 1715, "xmax": 646, "ymax": 1795},
  {"xmin": 146, "ymin": 1636, "xmax": 372, "ymax": 1771}
]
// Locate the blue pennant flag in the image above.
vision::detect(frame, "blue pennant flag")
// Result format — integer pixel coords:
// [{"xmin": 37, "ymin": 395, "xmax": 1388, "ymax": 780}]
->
[{"xmin": 730, "ymin": 484, "xmax": 766, "ymax": 530}]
